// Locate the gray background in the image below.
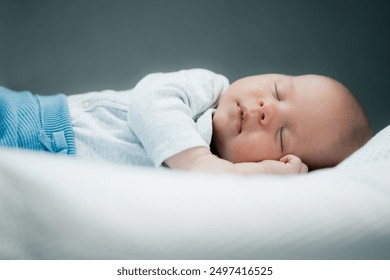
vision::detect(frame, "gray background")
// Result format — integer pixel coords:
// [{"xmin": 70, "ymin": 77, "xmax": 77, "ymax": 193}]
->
[{"xmin": 0, "ymin": 0, "xmax": 389, "ymax": 133}]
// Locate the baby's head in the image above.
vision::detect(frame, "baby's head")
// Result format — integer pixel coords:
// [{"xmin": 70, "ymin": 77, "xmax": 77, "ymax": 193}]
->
[{"xmin": 212, "ymin": 73, "xmax": 371, "ymax": 170}]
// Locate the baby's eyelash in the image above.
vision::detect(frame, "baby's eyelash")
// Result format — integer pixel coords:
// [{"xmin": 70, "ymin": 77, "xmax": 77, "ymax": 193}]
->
[
  {"xmin": 274, "ymin": 83, "xmax": 280, "ymax": 101},
  {"xmin": 280, "ymin": 127, "xmax": 284, "ymax": 152}
]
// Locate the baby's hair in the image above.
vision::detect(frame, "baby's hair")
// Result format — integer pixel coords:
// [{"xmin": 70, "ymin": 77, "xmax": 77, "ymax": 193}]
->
[
  {"xmin": 307, "ymin": 80, "xmax": 372, "ymax": 170},
  {"xmin": 337, "ymin": 88, "xmax": 372, "ymax": 157}
]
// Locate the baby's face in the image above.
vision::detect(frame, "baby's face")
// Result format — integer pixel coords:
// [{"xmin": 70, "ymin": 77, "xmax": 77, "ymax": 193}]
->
[{"xmin": 212, "ymin": 73, "xmax": 348, "ymax": 167}]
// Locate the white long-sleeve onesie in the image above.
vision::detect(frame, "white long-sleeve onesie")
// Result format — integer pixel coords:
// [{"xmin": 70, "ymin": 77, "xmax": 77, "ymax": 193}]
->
[{"xmin": 67, "ymin": 69, "xmax": 229, "ymax": 167}]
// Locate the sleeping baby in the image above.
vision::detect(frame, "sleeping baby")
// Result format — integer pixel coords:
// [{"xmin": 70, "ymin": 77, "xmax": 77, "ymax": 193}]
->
[{"xmin": 0, "ymin": 68, "xmax": 371, "ymax": 175}]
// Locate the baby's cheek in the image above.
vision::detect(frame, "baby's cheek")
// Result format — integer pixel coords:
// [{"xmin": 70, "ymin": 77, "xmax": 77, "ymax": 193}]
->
[
  {"xmin": 240, "ymin": 139, "xmax": 282, "ymax": 163},
  {"xmin": 228, "ymin": 139, "xmax": 260, "ymax": 163}
]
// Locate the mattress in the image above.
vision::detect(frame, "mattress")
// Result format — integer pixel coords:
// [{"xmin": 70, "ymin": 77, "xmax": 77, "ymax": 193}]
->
[{"xmin": 0, "ymin": 126, "xmax": 389, "ymax": 259}]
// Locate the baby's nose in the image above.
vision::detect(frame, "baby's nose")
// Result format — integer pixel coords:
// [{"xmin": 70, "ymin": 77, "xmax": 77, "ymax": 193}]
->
[{"xmin": 258, "ymin": 100, "xmax": 277, "ymax": 126}]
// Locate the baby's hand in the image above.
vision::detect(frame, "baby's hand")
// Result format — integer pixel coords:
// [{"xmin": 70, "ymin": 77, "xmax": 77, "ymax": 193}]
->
[
  {"xmin": 261, "ymin": 154, "xmax": 308, "ymax": 175},
  {"xmin": 165, "ymin": 147, "xmax": 308, "ymax": 176}
]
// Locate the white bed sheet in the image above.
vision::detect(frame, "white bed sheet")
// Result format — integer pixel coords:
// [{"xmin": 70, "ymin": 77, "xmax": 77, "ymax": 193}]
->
[{"xmin": 0, "ymin": 126, "xmax": 389, "ymax": 259}]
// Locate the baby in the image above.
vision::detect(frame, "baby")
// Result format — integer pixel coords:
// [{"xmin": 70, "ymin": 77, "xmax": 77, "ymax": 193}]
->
[
  {"xmin": 209, "ymin": 72, "xmax": 372, "ymax": 173},
  {"xmin": 0, "ymin": 69, "xmax": 371, "ymax": 175}
]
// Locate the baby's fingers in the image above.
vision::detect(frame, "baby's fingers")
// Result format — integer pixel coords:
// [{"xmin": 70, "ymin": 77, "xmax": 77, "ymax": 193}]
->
[
  {"xmin": 279, "ymin": 154, "xmax": 308, "ymax": 174},
  {"xmin": 279, "ymin": 154, "xmax": 300, "ymax": 164},
  {"xmin": 298, "ymin": 162, "xmax": 309, "ymax": 173}
]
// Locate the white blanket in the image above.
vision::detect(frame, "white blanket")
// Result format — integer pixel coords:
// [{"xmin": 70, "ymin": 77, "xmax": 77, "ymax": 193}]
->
[{"xmin": 0, "ymin": 126, "xmax": 389, "ymax": 259}]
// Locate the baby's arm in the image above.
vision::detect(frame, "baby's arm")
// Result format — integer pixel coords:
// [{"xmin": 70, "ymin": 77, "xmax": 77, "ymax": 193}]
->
[
  {"xmin": 128, "ymin": 69, "xmax": 229, "ymax": 167},
  {"xmin": 165, "ymin": 147, "xmax": 308, "ymax": 175}
]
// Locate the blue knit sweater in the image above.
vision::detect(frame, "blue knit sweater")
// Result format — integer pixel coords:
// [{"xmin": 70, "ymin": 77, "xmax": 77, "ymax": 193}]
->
[{"xmin": 0, "ymin": 86, "xmax": 75, "ymax": 155}]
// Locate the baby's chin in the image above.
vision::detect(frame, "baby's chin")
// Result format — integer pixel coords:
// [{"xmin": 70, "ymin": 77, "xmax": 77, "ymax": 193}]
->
[{"xmin": 211, "ymin": 142, "xmax": 236, "ymax": 162}]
